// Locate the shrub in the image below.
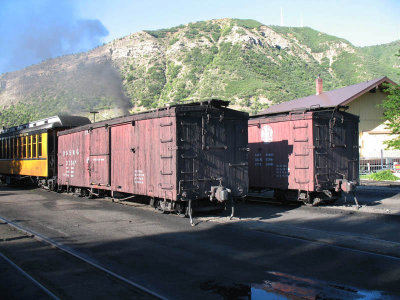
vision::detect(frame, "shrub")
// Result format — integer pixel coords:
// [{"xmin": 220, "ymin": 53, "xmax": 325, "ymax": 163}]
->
[{"xmin": 363, "ymin": 170, "xmax": 399, "ymax": 181}]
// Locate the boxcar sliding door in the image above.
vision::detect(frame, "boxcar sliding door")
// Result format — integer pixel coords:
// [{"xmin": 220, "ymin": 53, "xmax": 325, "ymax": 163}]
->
[{"xmin": 88, "ymin": 127, "xmax": 110, "ymax": 186}]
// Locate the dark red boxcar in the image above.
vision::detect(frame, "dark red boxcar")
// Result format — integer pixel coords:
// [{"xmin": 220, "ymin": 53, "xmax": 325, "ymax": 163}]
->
[
  {"xmin": 248, "ymin": 108, "xmax": 359, "ymax": 204},
  {"xmin": 58, "ymin": 100, "xmax": 248, "ymax": 216}
]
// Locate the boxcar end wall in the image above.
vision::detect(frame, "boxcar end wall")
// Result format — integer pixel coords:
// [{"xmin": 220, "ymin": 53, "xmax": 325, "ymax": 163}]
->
[{"xmin": 248, "ymin": 109, "xmax": 359, "ymax": 202}]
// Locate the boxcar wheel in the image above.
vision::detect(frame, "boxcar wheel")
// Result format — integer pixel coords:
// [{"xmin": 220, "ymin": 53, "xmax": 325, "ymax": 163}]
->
[
  {"xmin": 175, "ymin": 203, "xmax": 187, "ymax": 218},
  {"xmin": 311, "ymin": 197, "xmax": 322, "ymax": 206},
  {"xmin": 154, "ymin": 199, "xmax": 166, "ymax": 214},
  {"xmin": 47, "ymin": 180, "xmax": 55, "ymax": 192},
  {"xmin": 274, "ymin": 189, "xmax": 288, "ymax": 202},
  {"xmin": 324, "ymin": 198, "xmax": 338, "ymax": 204},
  {"xmin": 330, "ymin": 191, "xmax": 342, "ymax": 202}
]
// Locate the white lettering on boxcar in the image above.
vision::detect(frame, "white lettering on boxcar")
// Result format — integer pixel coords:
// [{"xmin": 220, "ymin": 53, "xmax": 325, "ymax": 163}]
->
[
  {"xmin": 63, "ymin": 149, "xmax": 80, "ymax": 157},
  {"xmin": 254, "ymin": 153, "xmax": 262, "ymax": 167},
  {"xmin": 66, "ymin": 160, "xmax": 77, "ymax": 166},
  {"xmin": 63, "ymin": 160, "xmax": 77, "ymax": 178},
  {"xmin": 276, "ymin": 164, "xmax": 289, "ymax": 178},
  {"xmin": 261, "ymin": 125, "xmax": 273, "ymax": 143},
  {"xmin": 92, "ymin": 158, "xmax": 105, "ymax": 162},
  {"xmin": 264, "ymin": 153, "xmax": 274, "ymax": 167},
  {"xmin": 134, "ymin": 170, "xmax": 144, "ymax": 184}
]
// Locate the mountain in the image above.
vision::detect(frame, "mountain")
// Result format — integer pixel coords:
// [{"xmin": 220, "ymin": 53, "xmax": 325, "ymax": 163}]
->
[{"xmin": 0, "ymin": 18, "xmax": 399, "ymax": 126}]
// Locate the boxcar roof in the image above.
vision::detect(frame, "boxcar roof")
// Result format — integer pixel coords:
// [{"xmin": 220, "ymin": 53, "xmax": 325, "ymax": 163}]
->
[
  {"xmin": 0, "ymin": 115, "xmax": 91, "ymax": 137},
  {"xmin": 256, "ymin": 76, "xmax": 396, "ymax": 116},
  {"xmin": 249, "ymin": 108, "xmax": 359, "ymax": 124},
  {"xmin": 59, "ymin": 99, "xmax": 248, "ymax": 136}
]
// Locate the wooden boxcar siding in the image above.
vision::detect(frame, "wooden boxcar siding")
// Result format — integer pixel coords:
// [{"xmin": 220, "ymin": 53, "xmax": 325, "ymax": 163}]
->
[
  {"xmin": 58, "ymin": 130, "xmax": 90, "ymax": 187},
  {"xmin": 249, "ymin": 113, "xmax": 315, "ymax": 192},
  {"xmin": 89, "ymin": 126, "xmax": 110, "ymax": 186},
  {"xmin": 312, "ymin": 111, "xmax": 359, "ymax": 190},
  {"xmin": 176, "ymin": 109, "xmax": 248, "ymax": 199},
  {"xmin": 58, "ymin": 116, "xmax": 178, "ymax": 199},
  {"xmin": 110, "ymin": 124, "xmax": 134, "ymax": 193},
  {"xmin": 249, "ymin": 110, "xmax": 359, "ymax": 193},
  {"xmin": 110, "ymin": 116, "xmax": 178, "ymax": 199}
]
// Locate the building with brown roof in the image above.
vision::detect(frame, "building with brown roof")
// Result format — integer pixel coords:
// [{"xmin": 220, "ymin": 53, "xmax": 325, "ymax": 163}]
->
[{"xmin": 259, "ymin": 76, "xmax": 398, "ymax": 158}]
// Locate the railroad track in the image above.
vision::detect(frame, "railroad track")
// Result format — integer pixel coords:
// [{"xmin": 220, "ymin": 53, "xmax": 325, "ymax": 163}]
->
[
  {"xmin": 0, "ymin": 249, "xmax": 59, "ymax": 299},
  {"xmin": 0, "ymin": 216, "xmax": 168, "ymax": 300},
  {"xmin": 244, "ymin": 194, "xmax": 304, "ymax": 207}
]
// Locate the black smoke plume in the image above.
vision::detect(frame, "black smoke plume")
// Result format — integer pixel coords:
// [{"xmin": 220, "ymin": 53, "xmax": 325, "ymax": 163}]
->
[{"xmin": 16, "ymin": 57, "xmax": 132, "ymax": 116}]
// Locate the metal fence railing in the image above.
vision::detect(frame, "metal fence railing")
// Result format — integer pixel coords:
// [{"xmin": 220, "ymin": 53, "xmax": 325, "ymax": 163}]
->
[
  {"xmin": 359, "ymin": 159, "xmax": 397, "ymax": 175},
  {"xmin": 360, "ymin": 150, "xmax": 400, "ymax": 175}
]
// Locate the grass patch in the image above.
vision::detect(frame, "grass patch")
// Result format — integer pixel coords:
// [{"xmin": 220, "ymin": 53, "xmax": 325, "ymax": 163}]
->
[
  {"xmin": 361, "ymin": 170, "xmax": 399, "ymax": 181},
  {"xmin": 233, "ymin": 19, "xmax": 263, "ymax": 29}
]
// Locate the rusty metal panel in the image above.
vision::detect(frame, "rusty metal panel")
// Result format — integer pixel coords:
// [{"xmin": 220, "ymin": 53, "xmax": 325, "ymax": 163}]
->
[{"xmin": 57, "ymin": 130, "xmax": 90, "ymax": 187}]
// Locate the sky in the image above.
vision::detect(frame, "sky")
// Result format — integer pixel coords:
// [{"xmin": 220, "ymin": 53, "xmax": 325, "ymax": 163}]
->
[
  {"xmin": 0, "ymin": 0, "xmax": 399, "ymax": 74},
  {"xmin": 77, "ymin": 0, "xmax": 400, "ymax": 46}
]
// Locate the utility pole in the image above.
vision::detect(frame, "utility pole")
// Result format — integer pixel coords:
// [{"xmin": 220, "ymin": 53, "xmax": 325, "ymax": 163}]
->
[{"xmin": 90, "ymin": 111, "xmax": 99, "ymax": 123}]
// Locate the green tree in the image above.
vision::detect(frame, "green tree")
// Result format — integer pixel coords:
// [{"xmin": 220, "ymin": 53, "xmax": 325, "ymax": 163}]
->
[{"xmin": 382, "ymin": 50, "xmax": 400, "ymax": 149}]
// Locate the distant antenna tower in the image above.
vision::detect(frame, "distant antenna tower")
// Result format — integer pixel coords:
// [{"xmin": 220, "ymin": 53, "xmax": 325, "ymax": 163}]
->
[
  {"xmin": 300, "ymin": 13, "xmax": 304, "ymax": 27},
  {"xmin": 280, "ymin": 7, "xmax": 284, "ymax": 26}
]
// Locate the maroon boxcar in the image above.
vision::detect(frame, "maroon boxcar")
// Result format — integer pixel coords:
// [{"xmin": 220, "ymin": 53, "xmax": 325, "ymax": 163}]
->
[
  {"xmin": 57, "ymin": 100, "xmax": 248, "ymax": 221},
  {"xmin": 248, "ymin": 108, "xmax": 359, "ymax": 205}
]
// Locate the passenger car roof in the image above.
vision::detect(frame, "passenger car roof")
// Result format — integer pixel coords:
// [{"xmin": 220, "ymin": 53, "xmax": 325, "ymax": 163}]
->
[{"xmin": 0, "ymin": 115, "xmax": 91, "ymax": 137}]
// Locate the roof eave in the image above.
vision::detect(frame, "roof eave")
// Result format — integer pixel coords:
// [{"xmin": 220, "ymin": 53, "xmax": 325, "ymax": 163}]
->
[{"xmin": 341, "ymin": 76, "xmax": 397, "ymax": 106}]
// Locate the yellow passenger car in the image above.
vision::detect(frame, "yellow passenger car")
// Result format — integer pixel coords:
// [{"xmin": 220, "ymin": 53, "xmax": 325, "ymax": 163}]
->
[{"xmin": 0, "ymin": 116, "xmax": 90, "ymax": 187}]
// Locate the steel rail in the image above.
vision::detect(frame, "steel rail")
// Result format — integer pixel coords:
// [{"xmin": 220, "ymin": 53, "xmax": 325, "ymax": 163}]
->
[
  {"xmin": 245, "ymin": 195, "xmax": 299, "ymax": 206},
  {"xmin": 0, "ymin": 216, "xmax": 169, "ymax": 300},
  {"xmin": 0, "ymin": 250, "xmax": 60, "ymax": 300},
  {"xmin": 254, "ymin": 228, "xmax": 400, "ymax": 262}
]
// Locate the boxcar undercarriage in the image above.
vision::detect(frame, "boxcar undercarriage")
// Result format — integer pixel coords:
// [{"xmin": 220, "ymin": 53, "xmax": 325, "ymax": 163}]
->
[{"xmin": 52, "ymin": 183, "xmax": 237, "ymax": 225}]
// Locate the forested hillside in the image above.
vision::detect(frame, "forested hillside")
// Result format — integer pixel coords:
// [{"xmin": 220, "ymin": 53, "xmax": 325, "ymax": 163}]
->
[{"xmin": 0, "ymin": 18, "xmax": 398, "ymax": 126}]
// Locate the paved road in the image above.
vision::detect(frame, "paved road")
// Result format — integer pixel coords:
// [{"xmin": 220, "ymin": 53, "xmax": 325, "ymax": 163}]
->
[
  {"xmin": 332, "ymin": 184, "xmax": 400, "ymax": 215},
  {"xmin": 0, "ymin": 234, "xmax": 53, "ymax": 300},
  {"xmin": 0, "ymin": 185, "xmax": 400, "ymax": 299},
  {"xmin": 0, "ymin": 220, "xmax": 158, "ymax": 299}
]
